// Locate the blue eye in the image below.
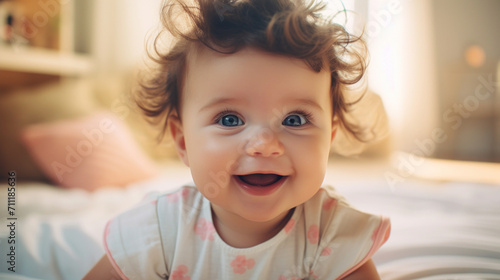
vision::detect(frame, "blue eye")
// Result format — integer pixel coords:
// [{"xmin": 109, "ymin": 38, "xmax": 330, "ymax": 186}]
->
[
  {"xmin": 282, "ymin": 114, "xmax": 308, "ymax": 127},
  {"xmin": 218, "ymin": 114, "xmax": 244, "ymax": 126}
]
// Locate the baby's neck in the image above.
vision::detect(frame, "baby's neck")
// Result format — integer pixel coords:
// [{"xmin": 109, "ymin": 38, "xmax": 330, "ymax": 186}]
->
[{"xmin": 210, "ymin": 205, "xmax": 294, "ymax": 248}]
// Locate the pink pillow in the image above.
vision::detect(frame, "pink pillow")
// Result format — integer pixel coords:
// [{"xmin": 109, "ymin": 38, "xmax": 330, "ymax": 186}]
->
[{"xmin": 21, "ymin": 112, "xmax": 160, "ymax": 191}]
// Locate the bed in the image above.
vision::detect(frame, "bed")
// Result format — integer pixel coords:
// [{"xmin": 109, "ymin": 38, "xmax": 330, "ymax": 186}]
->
[{"xmin": 1, "ymin": 157, "xmax": 499, "ymax": 280}]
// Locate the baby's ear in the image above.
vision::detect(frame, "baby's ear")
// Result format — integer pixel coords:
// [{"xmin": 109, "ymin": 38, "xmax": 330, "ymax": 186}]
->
[{"xmin": 168, "ymin": 115, "xmax": 189, "ymax": 167}]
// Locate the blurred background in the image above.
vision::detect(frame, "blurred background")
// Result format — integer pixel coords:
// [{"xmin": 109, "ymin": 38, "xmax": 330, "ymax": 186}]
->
[
  {"xmin": 0, "ymin": 0, "xmax": 499, "ymax": 182},
  {"xmin": 361, "ymin": 0, "xmax": 500, "ymax": 163}
]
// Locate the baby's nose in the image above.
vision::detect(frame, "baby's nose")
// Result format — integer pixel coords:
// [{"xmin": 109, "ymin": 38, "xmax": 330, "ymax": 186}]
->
[{"xmin": 244, "ymin": 128, "xmax": 284, "ymax": 157}]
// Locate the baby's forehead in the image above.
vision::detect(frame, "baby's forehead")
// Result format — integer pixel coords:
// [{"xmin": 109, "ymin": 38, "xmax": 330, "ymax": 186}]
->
[
  {"xmin": 184, "ymin": 46, "xmax": 331, "ymax": 91},
  {"xmin": 181, "ymin": 45, "xmax": 332, "ymax": 106},
  {"xmin": 181, "ymin": 46, "xmax": 331, "ymax": 108},
  {"xmin": 186, "ymin": 45, "xmax": 319, "ymax": 72}
]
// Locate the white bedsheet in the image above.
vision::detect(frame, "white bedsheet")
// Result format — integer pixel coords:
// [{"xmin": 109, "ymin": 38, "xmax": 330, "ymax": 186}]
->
[
  {"xmin": 0, "ymin": 162, "xmax": 499, "ymax": 280},
  {"xmin": 335, "ymin": 180, "xmax": 500, "ymax": 280}
]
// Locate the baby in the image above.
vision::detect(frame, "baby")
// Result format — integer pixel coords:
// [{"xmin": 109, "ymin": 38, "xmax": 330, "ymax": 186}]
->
[{"xmin": 84, "ymin": 0, "xmax": 390, "ymax": 279}]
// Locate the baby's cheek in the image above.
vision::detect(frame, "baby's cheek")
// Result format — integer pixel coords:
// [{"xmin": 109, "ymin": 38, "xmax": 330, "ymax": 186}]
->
[
  {"xmin": 296, "ymin": 141, "xmax": 328, "ymax": 181},
  {"xmin": 189, "ymin": 138, "xmax": 236, "ymax": 184},
  {"xmin": 291, "ymin": 133, "xmax": 330, "ymax": 159}
]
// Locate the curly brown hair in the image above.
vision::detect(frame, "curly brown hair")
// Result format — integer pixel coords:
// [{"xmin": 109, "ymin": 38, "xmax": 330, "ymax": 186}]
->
[{"xmin": 137, "ymin": 0, "xmax": 367, "ymax": 141}]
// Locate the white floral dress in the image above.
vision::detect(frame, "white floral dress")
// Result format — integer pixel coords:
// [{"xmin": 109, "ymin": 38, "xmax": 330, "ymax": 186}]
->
[{"xmin": 104, "ymin": 185, "xmax": 390, "ymax": 280}]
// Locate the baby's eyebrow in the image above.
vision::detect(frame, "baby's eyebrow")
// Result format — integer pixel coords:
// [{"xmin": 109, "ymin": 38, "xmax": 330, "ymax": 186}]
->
[
  {"xmin": 290, "ymin": 98, "xmax": 324, "ymax": 112},
  {"xmin": 199, "ymin": 97, "xmax": 242, "ymax": 112},
  {"xmin": 199, "ymin": 97, "xmax": 324, "ymax": 113}
]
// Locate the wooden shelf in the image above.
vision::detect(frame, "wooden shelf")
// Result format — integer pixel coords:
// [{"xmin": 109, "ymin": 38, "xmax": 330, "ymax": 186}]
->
[{"xmin": 0, "ymin": 46, "xmax": 93, "ymax": 76}]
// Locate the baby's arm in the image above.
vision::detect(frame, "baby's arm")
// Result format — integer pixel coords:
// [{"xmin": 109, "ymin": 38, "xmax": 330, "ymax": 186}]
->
[
  {"xmin": 341, "ymin": 259, "xmax": 380, "ymax": 280},
  {"xmin": 82, "ymin": 254, "xmax": 122, "ymax": 280}
]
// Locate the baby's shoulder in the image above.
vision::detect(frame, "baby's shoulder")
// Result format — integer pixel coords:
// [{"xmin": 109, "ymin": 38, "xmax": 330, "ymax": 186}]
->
[
  {"xmin": 292, "ymin": 186, "xmax": 390, "ymax": 279},
  {"xmin": 146, "ymin": 185, "xmax": 206, "ymax": 222},
  {"xmin": 113, "ymin": 185, "xmax": 203, "ymax": 228},
  {"xmin": 302, "ymin": 185, "xmax": 351, "ymax": 220},
  {"xmin": 156, "ymin": 185, "xmax": 201, "ymax": 205},
  {"xmin": 303, "ymin": 185, "xmax": 388, "ymax": 241}
]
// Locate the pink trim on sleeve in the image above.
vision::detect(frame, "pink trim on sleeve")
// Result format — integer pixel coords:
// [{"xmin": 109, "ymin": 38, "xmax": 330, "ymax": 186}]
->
[
  {"xmin": 336, "ymin": 216, "xmax": 391, "ymax": 280},
  {"xmin": 103, "ymin": 220, "xmax": 130, "ymax": 280}
]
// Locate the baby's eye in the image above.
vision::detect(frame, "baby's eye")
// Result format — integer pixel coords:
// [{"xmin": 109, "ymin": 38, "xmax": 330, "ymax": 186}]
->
[
  {"xmin": 282, "ymin": 114, "xmax": 308, "ymax": 127},
  {"xmin": 218, "ymin": 114, "xmax": 244, "ymax": 127}
]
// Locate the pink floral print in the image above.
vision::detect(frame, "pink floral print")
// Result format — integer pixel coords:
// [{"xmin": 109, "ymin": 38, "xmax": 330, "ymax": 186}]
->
[
  {"xmin": 230, "ymin": 255, "xmax": 255, "ymax": 274},
  {"xmin": 166, "ymin": 189, "xmax": 190, "ymax": 203},
  {"xmin": 320, "ymin": 247, "xmax": 332, "ymax": 256},
  {"xmin": 194, "ymin": 218, "xmax": 215, "ymax": 241},
  {"xmin": 171, "ymin": 265, "xmax": 190, "ymax": 280},
  {"xmin": 307, "ymin": 225, "xmax": 319, "ymax": 244},
  {"xmin": 284, "ymin": 218, "xmax": 295, "ymax": 234},
  {"xmin": 323, "ymin": 198, "xmax": 336, "ymax": 211}
]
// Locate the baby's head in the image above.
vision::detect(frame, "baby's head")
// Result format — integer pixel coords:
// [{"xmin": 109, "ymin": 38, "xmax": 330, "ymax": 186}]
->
[
  {"xmin": 138, "ymin": 0, "xmax": 366, "ymax": 223},
  {"xmin": 139, "ymin": 0, "xmax": 366, "ymax": 138}
]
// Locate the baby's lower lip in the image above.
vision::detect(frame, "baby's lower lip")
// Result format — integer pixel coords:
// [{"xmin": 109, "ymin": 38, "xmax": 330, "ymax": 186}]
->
[{"xmin": 233, "ymin": 175, "xmax": 286, "ymax": 196}]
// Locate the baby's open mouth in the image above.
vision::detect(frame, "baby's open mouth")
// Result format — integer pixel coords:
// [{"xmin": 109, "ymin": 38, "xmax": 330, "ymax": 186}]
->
[{"xmin": 237, "ymin": 174, "xmax": 284, "ymax": 187}]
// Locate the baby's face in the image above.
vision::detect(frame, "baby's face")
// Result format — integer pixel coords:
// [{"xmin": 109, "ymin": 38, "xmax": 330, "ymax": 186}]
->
[{"xmin": 171, "ymin": 47, "xmax": 334, "ymax": 223}]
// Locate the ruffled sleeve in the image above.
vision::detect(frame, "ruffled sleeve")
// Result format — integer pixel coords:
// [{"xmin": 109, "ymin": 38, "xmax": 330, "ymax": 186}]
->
[
  {"xmin": 308, "ymin": 187, "xmax": 391, "ymax": 279},
  {"xmin": 103, "ymin": 199, "xmax": 168, "ymax": 280}
]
